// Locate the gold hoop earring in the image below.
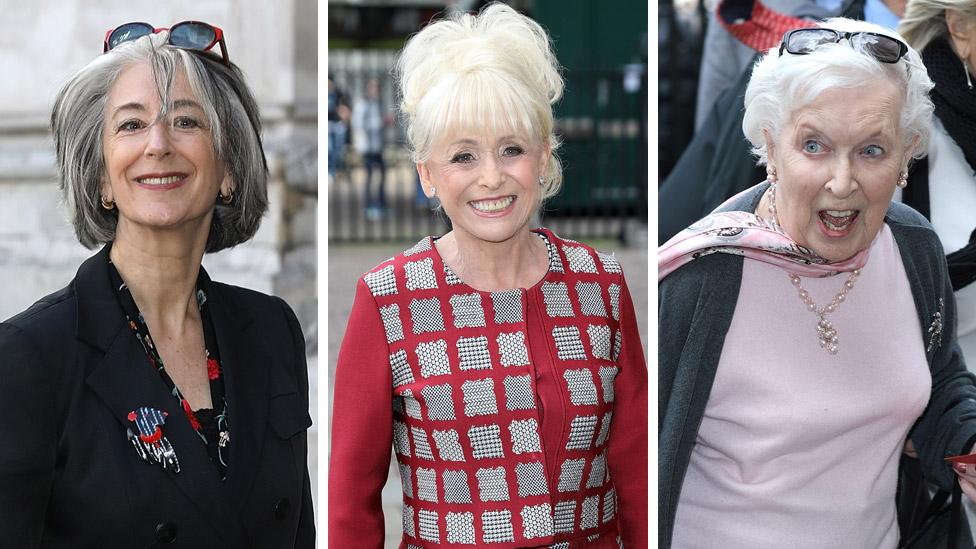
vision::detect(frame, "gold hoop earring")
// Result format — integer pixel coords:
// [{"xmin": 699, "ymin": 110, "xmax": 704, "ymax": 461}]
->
[
  {"xmin": 219, "ymin": 188, "xmax": 234, "ymax": 205},
  {"xmin": 100, "ymin": 196, "xmax": 115, "ymax": 210}
]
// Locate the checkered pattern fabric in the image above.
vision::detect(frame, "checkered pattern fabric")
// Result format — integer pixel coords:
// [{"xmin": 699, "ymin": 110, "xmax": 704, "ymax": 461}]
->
[
  {"xmin": 368, "ymin": 229, "xmax": 626, "ymax": 546},
  {"xmin": 603, "ymin": 489, "xmax": 616, "ymax": 524},
  {"xmin": 597, "ymin": 250, "xmax": 621, "ymax": 274}
]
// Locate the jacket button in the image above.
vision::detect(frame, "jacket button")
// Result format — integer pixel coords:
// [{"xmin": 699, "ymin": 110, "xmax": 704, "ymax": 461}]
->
[
  {"xmin": 274, "ymin": 497, "xmax": 291, "ymax": 520},
  {"xmin": 155, "ymin": 522, "xmax": 177, "ymax": 543}
]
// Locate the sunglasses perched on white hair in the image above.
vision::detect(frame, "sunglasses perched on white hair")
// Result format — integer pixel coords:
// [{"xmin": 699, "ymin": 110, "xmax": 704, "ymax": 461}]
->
[{"xmin": 779, "ymin": 28, "xmax": 909, "ymax": 64}]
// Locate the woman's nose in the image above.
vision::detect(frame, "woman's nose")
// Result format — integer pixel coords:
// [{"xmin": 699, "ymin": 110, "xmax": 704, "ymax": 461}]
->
[
  {"xmin": 479, "ymin": 156, "xmax": 505, "ymax": 189},
  {"xmin": 825, "ymin": 157, "xmax": 857, "ymax": 197},
  {"xmin": 143, "ymin": 122, "xmax": 173, "ymax": 158}
]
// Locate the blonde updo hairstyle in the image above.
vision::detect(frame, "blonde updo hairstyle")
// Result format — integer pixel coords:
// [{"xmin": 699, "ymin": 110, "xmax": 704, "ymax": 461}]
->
[{"xmin": 394, "ymin": 2, "xmax": 564, "ymax": 200}]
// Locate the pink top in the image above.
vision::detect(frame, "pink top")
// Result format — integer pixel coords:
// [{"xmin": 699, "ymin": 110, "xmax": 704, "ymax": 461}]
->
[{"xmin": 672, "ymin": 224, "xmax": 931, "ymax": 548}]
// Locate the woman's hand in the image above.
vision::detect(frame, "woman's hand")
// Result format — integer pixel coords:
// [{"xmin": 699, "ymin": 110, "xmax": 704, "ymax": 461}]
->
[{"xmin": 952, "ymin": 445, "xmax": 976, "ymax": 503}]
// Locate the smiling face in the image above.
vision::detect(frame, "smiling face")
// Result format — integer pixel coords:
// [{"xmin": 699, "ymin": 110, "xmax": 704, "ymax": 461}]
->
[
  {"xmin": 767, "ymin": 81, "xmax": 914, "ymax": 261},
  {"xmin": 418, "ymin": 133, "xmax": 548, "ymax": 245},
  {"xmin": 102, "ymin": 62, "xmax": 229, "ymax": 240}
]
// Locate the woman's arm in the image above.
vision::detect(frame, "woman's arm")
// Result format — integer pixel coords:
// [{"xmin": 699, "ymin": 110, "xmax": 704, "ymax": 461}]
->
[
  {"xmin": 607, "ymin": 275, "xmax": 648, "ymax": 548},
  {"xmin": 328, "ymin": 279, "xmax": 394, "ymax": 548},
  {"xmin": 0, "ymin": 323, "xmax": 57, "ymax": 548}
]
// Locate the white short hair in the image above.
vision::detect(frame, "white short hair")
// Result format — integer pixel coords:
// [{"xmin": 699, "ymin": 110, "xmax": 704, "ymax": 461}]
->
[
  {"xmin": 742, "ymin": 18, "xmax": 934, "ymax": 166},
  {"xmin": 394, "ymin": 3, "xmax": 565, "ymax": 199}
]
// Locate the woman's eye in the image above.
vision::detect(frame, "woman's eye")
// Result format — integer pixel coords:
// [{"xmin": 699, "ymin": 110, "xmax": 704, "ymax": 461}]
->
[
  {"xmin": 803, "ymin": 140, "xmax": 823, "ymax": 154},
  {"xmin": 502, "ymin": 145, "xmax": 525, "ymax": 156},
  {"xmin": 174, "ymin": 117, "xmax": 201, "ymax": 129},
  {"xmin": 863, "ymin": 144, "xmax": 885, "ymax": 157},
  {"xmin": 450, "ymin": 152, "xmax": 475, "ymax": 163},
  {"xmin": 118, "ymin": 120, "xmax": 145, "ymax": 132}
]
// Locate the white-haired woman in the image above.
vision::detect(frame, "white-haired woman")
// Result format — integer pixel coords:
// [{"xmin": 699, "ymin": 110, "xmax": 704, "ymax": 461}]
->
[
  {"xmin": 0, "ymin": 23, "xmax": 313, "ymax": 547},
  {"xmin": 329, "ymin": 4, "xmax": 647, "ymax": 548},
  {"xmin": 660, "ymin": 17, "xmax": 976, "ymax": 549}
]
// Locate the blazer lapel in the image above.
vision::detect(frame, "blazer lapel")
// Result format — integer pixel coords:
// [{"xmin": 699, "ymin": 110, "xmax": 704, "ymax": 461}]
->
[
  {"xmin": 205, "ymin": 278, "xmax": 271, "ymax": 509},
  {"xmin": 77, "ymin": 246, "xmax": 247, "ymax": 547}
]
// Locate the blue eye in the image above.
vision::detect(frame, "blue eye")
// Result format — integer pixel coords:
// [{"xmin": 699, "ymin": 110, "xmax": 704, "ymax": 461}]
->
[
  {"xmin": 863, "ymin": 145, "xmax": 885, "ymax": 157},
  {"xmin": 803, "ymin": 140, "xmax": 823, "ymax": 154}
]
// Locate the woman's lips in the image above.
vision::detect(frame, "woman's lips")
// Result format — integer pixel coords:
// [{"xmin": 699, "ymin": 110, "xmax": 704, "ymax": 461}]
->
[
  {"xmin": 469, "ymin": 195, "xmax": 515, "ymax": 217},
  {"xmin": 817, "ymin": 209, "xmax": 859, "ymax": 236},
  {"xmin": 135, "ymin": 173, "xmax": 188, "ymax": 190}
]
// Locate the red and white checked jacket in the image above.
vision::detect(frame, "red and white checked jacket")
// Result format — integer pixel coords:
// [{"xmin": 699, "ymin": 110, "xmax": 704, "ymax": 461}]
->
[{"xmin": 330, "ymin": 229, "xmax": 647, "ymax": 548}]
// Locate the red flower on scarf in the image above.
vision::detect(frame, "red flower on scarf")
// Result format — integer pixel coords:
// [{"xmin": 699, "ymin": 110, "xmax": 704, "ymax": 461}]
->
[
  {"xmin": 182, "ymin": 400, "xmax": 201, "ymax": 431},
  {"xmin": 207, "ymin": 357, "xmax": 221, "ymax": 381}
]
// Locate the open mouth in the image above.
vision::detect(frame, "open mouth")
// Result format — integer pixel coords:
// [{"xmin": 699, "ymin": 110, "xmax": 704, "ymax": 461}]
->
[
  {"xmin": 137, "ymin": 175, "xmax": 186, "ymax": 186},
  {"xmin": 818, "ymin": 209, "xmax": 859, "ymax": 234},
  {"xmin": 469, "ymin": 196, "xmax": 515, "ymax": 214}
]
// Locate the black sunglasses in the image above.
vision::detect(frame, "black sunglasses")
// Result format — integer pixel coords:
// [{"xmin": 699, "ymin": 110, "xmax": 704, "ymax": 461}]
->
[
  {"xmin": 103, "ymin": 21, "xmax": 229, "ymax": 65},
  {"xmin": 779, "ymin": 28, "xmax": 909, "ymax": 64}
]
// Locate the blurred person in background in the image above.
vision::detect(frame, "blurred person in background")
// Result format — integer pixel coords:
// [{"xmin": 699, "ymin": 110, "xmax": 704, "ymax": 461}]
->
[
  {"xmin": 354, "ymin": 77, "xmax": 391, "ymax": 220},
  {"xmin": 329, "ymin": 3, "xmax": 647, "ymax": 547},
  {"xmin": 0, "ymin": 22, "xmax": 313, "ymax": 547},
  {"xmin": 328, "ymin": 73, "xmax": 351, "ymax": 183}
]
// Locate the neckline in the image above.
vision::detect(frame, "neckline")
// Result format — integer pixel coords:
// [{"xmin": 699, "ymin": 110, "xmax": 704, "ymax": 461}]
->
[{"xmin": 429, "ymin": 227, "xmax": 560, "ymax": 294}]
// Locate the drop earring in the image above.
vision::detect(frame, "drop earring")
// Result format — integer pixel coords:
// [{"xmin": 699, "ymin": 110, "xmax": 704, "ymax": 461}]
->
[{"xmin": 897, "ymin": 171, "xmax": 908, "ymax": 189}]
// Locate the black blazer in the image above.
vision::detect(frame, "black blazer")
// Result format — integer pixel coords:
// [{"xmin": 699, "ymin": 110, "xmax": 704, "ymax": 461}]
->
[{"xmin": 0, "ymin": 245, "xmax": 314, "ymax": 548}]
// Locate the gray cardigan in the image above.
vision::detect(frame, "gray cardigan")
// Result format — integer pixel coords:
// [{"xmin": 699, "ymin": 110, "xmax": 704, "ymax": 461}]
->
[{"xmin": 658, "ymin": 183, "xmax": 976, "ymax": 547}]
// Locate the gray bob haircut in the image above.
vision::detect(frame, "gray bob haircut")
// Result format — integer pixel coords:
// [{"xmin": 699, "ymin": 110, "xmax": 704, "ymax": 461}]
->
[
  {"xmin": 743, "ymin": 18, "xmax": 934, "ymax": 166},
  {"xmin": 51, "ymin": 32, "xmax": 268, "ymax": 252}
]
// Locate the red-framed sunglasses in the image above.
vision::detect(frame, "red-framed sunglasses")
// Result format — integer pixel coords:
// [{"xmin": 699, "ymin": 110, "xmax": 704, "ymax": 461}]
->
[{"xmin": 103, "ymin": 21, "xmax": 229, "ymax": 65}]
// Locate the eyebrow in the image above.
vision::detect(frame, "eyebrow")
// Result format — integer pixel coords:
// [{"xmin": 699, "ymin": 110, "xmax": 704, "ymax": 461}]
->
[
  {"xmin": 447, "ymin": 135, "xmax": 522, "ymax": 147},
  {"xmin": 111, "ymin": 98, "xmax": 204, "ymax": 119}
]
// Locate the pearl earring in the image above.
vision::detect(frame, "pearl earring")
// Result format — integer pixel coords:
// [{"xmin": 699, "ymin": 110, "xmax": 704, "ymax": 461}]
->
[{"xmin": 896, "ymin": 171, "xmax": 908, "ymax": 189}]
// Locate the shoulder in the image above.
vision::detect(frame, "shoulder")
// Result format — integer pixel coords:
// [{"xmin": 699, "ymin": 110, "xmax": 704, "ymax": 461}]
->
[
  {"xmin": 1, "ymin": 283, "xmax": 77, "ymax": 352},
  {"xmin": 885, "ymin": 201, "xmax": 941, "ymax": 248},
  {"xmin": 357, "ymin": 237, "xmax": 448, "ymax": 301},
  {"xmin": 209, "ymin": 281, "xmax": 300, "ymax": 328},
  {"xmin": 540, "ymin": 228, "xmax": 625, "ymax": 282}
]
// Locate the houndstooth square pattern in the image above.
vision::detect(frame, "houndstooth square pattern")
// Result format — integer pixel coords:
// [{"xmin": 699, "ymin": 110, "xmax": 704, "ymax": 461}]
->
[
  {"xmin": 416, "ymin": 467, "xmax": 439, "ymax": 503},
  {"xmin": 595, "ymin": 412, "xmax": 613, "ymax": 447},
  {"xmin": 394, "ymin": 420, "xmax": 411, "ymax": 457},
  {"xmin": 419, "ymin": 509, "xmax": 440, "ymax": 542},
  {"xmin": 379, "ymin": 304, "xmax": 404, "ymax": 343},
  {"xmin": 563, "ymin": 369, "xmax": 598, "ymax": 406},
  {"xmin": 551, "ymin": 543, "xmax": 570, "ymax": 549},
  {"xmin": 481, "ymin": 510, "xmax": 515, "ymax": 543},
  {"xmin": 603, "ymin": 489, "xmax": 617, "ymax": 523},
  {"xmin": 404, "ymin": 237, "xmax": 432, "ymax": 256},
  {"xmin": 541, "ymin": 282, "xmax": 574, "ymax": 318},
  {"xmin": 576, "ymin": 281, "xmax": 607, "ymax": 317},
  {"xmin": 552, "ymin": 326, "xmax": 587, "ymax": 361},
  {"xmin": 553, "ymin": 501, "xmax": 576, "ymax": 533},
  {"xmin": 586, "ymin": 451, "xmax": 607, "ymax": 488},
  {"xmin": 597, "ymin": 250, "xmax": 622, "ymax": 274},
  {"xmin": 566, "ymin": 415, "xmax": 598, "ymax": 450},
  {"xmin": 431, "ymin": 429, "xmax": 466, "ymax": 462},
  {"xmin": 515, "ymin": 461, "xmax": 549, "ymax": 497},
  {"xmin": 613, "ymin": 329, "xmax": 622, "ymax": 361},
  {"xmin": 403, "ymin": 504, "xmax": 416, "ymax": 537},
  {"xmin": 468, "ymin": 424, "xmax": 505, "ymax": 459},
  {"xmin": 521, "ymin": 503, "xmax": 554, "ymax": 540},
  {"xmin": 457, "ymin": 335, "xmax": 492, "ymax": 371},
  {"xmin": 509, "ymin": 418, "xmax": 542, "ymax": 454},
  {"xmin": 475, "ymin": 466, "xmax": 510, "ymax": 502},
  {"xmin": 599, "ymin": 366, "xmax": 618, "ymax": 404},
  {"xmin": 444, "ymin": 264, "xmax": 463, "ymax": 285},
  {"xmin": 410, "ymin": 298, "xmax": 445, "ymax": 334},
  {"xmin": 398, "ymin": 463, "xmax": 413, "ymax": 498},
  {"xmin": 446, "ymin": 512, "xmax": 476, "ymax": 545},
  {"xmin": 416, "ymin": 339, "xmax": 450, "ymax": 378},
  {"xmin": 421, "ymin": 383, "xmax": 456, "ymax": 421},
  {"xmin": 563, "ymin": 245, "xmax": 598, "ymax": 273},
  {"xmin": 450, "ymin": 293, "xmax": 486, "ymax": 328},
  {"xmin": 443, "ymin": 469, "xmax": 473, "ymax": 504},
  {"xmin": 558, "ymin": 458, "xmax": 585, "ymax": 492},
  {"xmin": 402, "ymin": 389, "xmax": 423, "ymax": 419},
  {"xmin": 412, "ymin": 426, "xmax": 435, "ymax": 460},
  {"xmin": 491, "ymin": 289, "xmax": 523, "ymax": 324},
  {"xmin": 608, "ymin": 283, "xmax": 621, "ymax": 321},
  {"xmin": 504, "ymin": 374, "xmax": 536, "ymax": 410},
  {"xmin": 580, "ymin": 495, "xmax": 600, "ymax": 530},
  {"xmin": 588, "ymin": 324, "xmax": 612, "ymax": 360},
  {"xmin": 364, "ymin": 264, "xmax": 397, "ymax": 297},
  {"xmin": 405, "ymin": 257, "xmax": 439, "ymax": 290},
  {"xmin": 497, "ymin": 331, "xmax": 530, "ymax": 366},
  {"xmin": 462, "ymin": 378, "xmax": 498, "ymax": 417},
  {"xmin": 540, "ymin": 232, "xmax": 565, "ymax": 273},
  {"xmin": 390, "ymin": 349, "xmax": 414, "ymax": 387}
]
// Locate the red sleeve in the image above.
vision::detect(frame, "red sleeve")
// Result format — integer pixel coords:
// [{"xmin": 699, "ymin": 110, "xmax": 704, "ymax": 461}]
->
[
  {"xmin": 608, "ymin": 275, "xmax": 648, "ymax": 548},
  {"xmin": 328, "ymin": 278, "xmax": 394, "ymax": 548}
]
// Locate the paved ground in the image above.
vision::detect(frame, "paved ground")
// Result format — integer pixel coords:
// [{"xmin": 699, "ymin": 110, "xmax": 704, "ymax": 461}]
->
[{"xmin": 326, "ymin": 238, "xmax": 648, "ymax": 546}]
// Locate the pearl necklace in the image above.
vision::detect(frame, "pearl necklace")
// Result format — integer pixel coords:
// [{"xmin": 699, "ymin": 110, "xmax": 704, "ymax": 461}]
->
[{"xmin": 768, "ymin": 182, "xmax": 862, "ymax": 355}]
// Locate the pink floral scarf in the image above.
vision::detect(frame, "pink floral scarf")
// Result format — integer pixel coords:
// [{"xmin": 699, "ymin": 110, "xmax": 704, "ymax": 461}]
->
[{"xmin": 658, "ymin": 184, "xmax": 870, "ymax": 281}]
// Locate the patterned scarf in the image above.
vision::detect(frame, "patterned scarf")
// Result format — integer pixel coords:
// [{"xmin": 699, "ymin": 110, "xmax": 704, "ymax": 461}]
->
[
  {"xmin": 717, "ymin": 0, "xmax": 817, "ymax": 52},
  {"xmin": 658, "ymin": 184, "xmax": 870, "ymax": 281},
  {"xmin": 923, "ymin": 36, "xmax": 976, "ymax": 176}
]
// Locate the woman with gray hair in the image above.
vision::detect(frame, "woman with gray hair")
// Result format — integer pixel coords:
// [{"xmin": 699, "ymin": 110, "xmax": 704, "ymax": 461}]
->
[
  {"xmin": 660, "ymin": 17, "xmax": 976, "ymax": 548},
  {"xmin": 329, "ymin": 4, "xmax": 647, "ymax": 548},
  {"xmin": 0, "ymin": 22, "xmax": 313, "ymax": 547}
]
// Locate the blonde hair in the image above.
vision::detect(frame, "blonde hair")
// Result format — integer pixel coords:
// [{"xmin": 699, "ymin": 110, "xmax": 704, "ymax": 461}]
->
[
  {"xmin": 394, "ymin": 2, "xmax": 565, "ymax": 199},
  {"xmin": 899, "ymin": 0, "xmax": 976, "ymax": 51}
]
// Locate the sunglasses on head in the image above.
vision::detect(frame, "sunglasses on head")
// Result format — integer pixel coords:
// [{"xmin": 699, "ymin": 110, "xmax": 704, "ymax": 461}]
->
[
  {"xmin": 103, "ymin": 21, "xmax": 229, "ymax": 65},
  {"xmin": 779, "ymin": 28, "xmax": 909, "ymax": 64}
]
